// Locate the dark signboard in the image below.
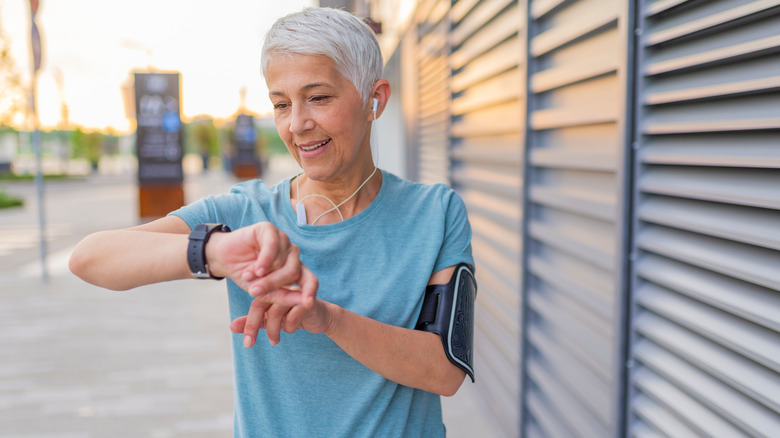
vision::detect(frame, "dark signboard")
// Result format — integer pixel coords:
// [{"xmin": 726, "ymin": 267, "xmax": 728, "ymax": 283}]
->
[
  {"xmin": 134, "ymin": 73, "xmax": 183, "ymax": 184},
  {"xmin": 233, "ymin": 114, "xmax": 258, "ymax": 165}
]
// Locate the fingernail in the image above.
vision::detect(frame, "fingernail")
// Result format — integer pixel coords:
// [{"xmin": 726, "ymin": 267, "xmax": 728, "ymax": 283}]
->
[{"xmin": 244, "ymin": 335, "xmax": 253, "ymax": 348}]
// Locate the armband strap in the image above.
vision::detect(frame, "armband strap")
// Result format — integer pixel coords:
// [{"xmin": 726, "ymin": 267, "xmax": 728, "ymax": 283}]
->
[{"xmin": 415, "ymin": 263, "xmax": 477, "ymax": 382}]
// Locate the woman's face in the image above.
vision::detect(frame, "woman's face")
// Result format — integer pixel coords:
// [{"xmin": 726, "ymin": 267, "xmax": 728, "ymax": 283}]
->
[{"xmin": 266, "ymin": 53, "xmax": 372, "ymax": 183}]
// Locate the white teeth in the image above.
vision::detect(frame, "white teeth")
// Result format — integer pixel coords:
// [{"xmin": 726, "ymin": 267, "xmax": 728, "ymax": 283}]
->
[{"xmin": 300, "ymin": 139, "xmax": 329, "ymax": 151}]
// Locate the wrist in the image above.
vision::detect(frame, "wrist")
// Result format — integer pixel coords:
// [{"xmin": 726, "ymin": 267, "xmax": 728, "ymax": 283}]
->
[
  {"xmin": 187, "ymin": 223, "xmax": 231, "ymax": 279},
  {"xmin": 203, "ymin": 232, "xmax": 227, "ymax": 278},
  {"xmin": 321, "ymin": 301, "xmax": 342, "ymax": 338}
]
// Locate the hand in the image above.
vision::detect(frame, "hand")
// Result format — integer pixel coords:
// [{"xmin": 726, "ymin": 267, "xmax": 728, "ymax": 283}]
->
[
  {"xmin": 229, "ymin": 266, "xmax": 333, "ymax": 346},
  {"xmin": 206, "ymin": 222, "xmax": 316, "ymax": 305}
]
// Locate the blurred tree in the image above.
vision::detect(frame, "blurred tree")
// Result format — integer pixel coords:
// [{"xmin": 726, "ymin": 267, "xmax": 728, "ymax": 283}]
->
[
  {"xmin": 0, "ymin": 14, "xmax": 26, "ymax": 127},
  {"xmin": 70, "ymin": 127, "xmax": 103, "ymax": 171}
]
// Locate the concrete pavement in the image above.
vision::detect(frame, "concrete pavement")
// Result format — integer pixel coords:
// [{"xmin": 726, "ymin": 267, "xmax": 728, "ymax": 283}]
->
[{"xmin": 0, "ymin": 157, "xmax": 500, "ymax": 437}]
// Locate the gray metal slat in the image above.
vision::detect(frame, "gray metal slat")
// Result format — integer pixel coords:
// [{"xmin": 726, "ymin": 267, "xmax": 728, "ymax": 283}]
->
[
  {"xmin": 451, "ymin": 0, "xmax": 480, "ymax": 23},
  {"xmin": 530, "ymin": 0, "xmax": 618, "ymax": 57},
  {"xmin": 633, "ymin": 339, "xmax": 780, "ymax": 437},
  {"xmin": 645, "ymin": 75, "xmax": 780, "ymax": 104},
  {"xmin": 527, "ymin": 390, "xmax": 576, "ymax": 438},
  {"xmin": 451, "ymin": 4, "xmax": 522, "ymax": 69},
  {"xmin": 645, "ymin": 34, "xmax": 780, "ymax": 76},
  {"xmin": 636, "ymin": 255, "xmax": 780, "ymax": 331},
  {"xmin": 531, "ymin": 280, "xmax": 613, "ymax": 343},
  {"xmin": 451, "ymin": 38, "xmax": 522, "ymax": 93},
  {"xmin": 528, "ymin": 290, "xmax": 613, "ymax": 374},
  {"xmin": 529, "ymin": 326, "xmax": 612, "ymax": 425},
  {"xmin": 638, "ymin": 196, "xmax": 780, "ymax": 250},
  {"xmin": 451, "ymin": 67, "xmax": 521, "ymax": 113},
  {"xmin": 642, "ymin": 93, "xmax": 780, "ymax": 134},
  {"xmin": 531, "ymin": 147, "xmax": 618, "ymax": 171},
  {"xmin": 638, "ymin": 226, "xmax": 780, "ymax": 296},
  {"xmin": 639, "ymin": 167, "xmax": 780, "ymax": 209},
  {"xmin": 450, "ymin": 100, "xmax": 523, "ymax": 137},
  {"xmin": 452, "ymin": 139, "xmax": 523, "ymax": 168},
  {"xmin": 632, "ymin": 367, "xmax": 746, "ymax": 438},
  {"xmin": 529, "ymin": 220, "xmax": 614, "ymax": 271},
  {"xmin": 532, "ymin": 52, "xmax": 619, "ymax": 93},
  {"xmin": 474, "ymin": 306, "xmax": 520, "ymax": 381},
  {"xmin": 635, "ymin": 312, "xmax": 780, "ymax": 412},
  {"xmin": 640, "ymin": 133, "xmax": 780, "ymax": 168},
  {"xmin": 531, "ymin": 0, "xmax": 568, "ymax": 19},
  {"xmin": 646, "ymin": 0, "xmax": 780, "ymax": 47},
  {"xmin": 532, "ymin": 106, "xmax": 618, "ymax": 130},
  {"xmin": 630, "ymin": 393, "xmax": 700, "ymax": 438},
  {"xmin": 461, "ymin": 189, "xmax": 522, "ymax": 231},
  {"xmin": 450, "ymin": 0, "xmax": 514, "ymax": 47},
  {"xmin": 529, "ymin": 253, "xmax": 614, "ymax": 320},
  {"xmin": 530, "ymin": 186, "xmax": 616, "ymax": 222},
  {"xmin": 636, "ymin": 283, "xmax": 780, "ymax": 372},
  {"xmin": 472, "ymin": 234, "xmax": 523, "ymax": 285},
  {"xmin": 645, "ymin": 0, "xmax": 702, "ymax": 18},
  {"xmin": 527, "ymin": 359, "xmax": 609, "ymax": 438}
]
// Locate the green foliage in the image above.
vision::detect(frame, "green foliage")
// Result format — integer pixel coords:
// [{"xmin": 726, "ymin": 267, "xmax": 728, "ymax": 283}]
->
[
  {"xmin": 0, "ymin": 189, "xmax": 23, "ymax": 208},
  {"xmin": 70, "ymin": 128, "xmax": 103, "ymax": 165},
  {"xmin": 260, "ymin": 128, "xmax": 287, "ymax": 156},
  {"xmin": 186, "ymin": 119, "xmax": 219, "ymax": 156}
]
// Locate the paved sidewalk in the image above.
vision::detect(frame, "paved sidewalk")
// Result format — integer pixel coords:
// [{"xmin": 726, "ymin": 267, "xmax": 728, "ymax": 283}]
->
[{"xmin": 0, "ymin": 158, "xmax": 500, "ymax": 437}]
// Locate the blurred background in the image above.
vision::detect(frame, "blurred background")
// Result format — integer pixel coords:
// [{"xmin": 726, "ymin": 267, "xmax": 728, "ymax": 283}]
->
[{"xmin": 1, "ymin": 0, "xmax": 779, "ymax": 437}]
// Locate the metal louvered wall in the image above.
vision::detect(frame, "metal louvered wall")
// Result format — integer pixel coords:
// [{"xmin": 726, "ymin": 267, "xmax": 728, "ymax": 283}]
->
[
  {"xmin": 370, "ymin": 0, "xmax": 780, "ymax": 435},
  {"xmin": 416, "ymin": 0, "xmax": 452, "ymax": 184},
  {"xmin": 522, "ymin": 0, "xmax": 629, "ymax": 436},
  {"xmin": 449, "ymin": 0, "xmax": 524, "ymax": 436},
  {"xmin": 628, "ymin": 1, "xmax": 780, "ymax": 437}
]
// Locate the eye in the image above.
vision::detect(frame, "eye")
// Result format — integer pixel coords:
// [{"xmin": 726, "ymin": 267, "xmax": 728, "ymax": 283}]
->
[
  {"xmin": 273, "ymin": 102, "xmax": 289, "ymax": 110},
  {"xmin": 309, "ymin": 95, "xmax": 330, "ymax": 103}
]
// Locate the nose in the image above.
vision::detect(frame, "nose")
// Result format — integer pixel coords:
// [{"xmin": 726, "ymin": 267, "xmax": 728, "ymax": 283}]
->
[{"xmin": 289, "ymin": 103, "xmax": 315, "ymax": 134}]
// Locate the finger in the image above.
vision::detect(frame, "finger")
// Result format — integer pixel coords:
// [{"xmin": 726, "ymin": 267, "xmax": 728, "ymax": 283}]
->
[
  {"xmin": 248, "ymin": 245, "xmax": 302, "ymax": 297},
  {"xmin": 283, "ymin": 304, "xmax": 308, "ymax": 334},
  {"xmin": 254, "ymin": 225, "xmax": 290, "ymax": 277},
  {"xmin": 251, "ymin": 287, "xmax": 304, "ymax": 306},
  {"xmin": 230, "ymin": 315, "xmax": 248, "ymax": 333},
  {"xmin": 265, "ymin": 304, "xmax": 290, "ymax": 346},
  {"xmin": 299, "ymin": 265, "xmax": 319, "ymax": 308},
  {"xmin": 243, "ymin": 300, "xmax": 271, "ymax": 348}
]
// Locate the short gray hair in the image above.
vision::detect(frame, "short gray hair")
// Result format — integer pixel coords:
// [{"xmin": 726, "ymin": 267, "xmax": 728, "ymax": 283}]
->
[{"xmin": 261, "ymin": 7, "xmax": 383, "ymax": 103}]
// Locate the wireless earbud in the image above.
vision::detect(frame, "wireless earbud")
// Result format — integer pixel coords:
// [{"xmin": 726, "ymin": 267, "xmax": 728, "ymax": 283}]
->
[{"xmin": 372, "ymin": 98, "xmax": 378, "ymax": 120}]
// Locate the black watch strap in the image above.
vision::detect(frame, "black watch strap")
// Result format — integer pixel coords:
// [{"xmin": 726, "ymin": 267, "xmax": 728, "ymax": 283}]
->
[{"xmin": 187, "ymin": 223, "xmax": 231, "ymax": 279}]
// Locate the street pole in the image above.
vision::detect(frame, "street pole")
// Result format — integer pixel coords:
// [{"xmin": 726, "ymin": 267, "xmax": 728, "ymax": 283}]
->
[{"xmin": 29, "ymin": 0, "xmax": 48, "ymax": 282}]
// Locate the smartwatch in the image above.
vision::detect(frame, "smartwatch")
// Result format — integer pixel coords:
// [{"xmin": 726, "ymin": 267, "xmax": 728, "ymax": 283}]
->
[{"xmin": 187, "ymin": 223, "xmax": 231, "ymax": 279}]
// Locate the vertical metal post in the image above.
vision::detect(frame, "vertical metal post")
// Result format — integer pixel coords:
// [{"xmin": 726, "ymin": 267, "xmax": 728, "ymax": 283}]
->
[
  {"xmin": 30, "ymin": 73, "xmax": 48, "ymax": 282},
  {"xmin": 29, "ymin": 0, "xmax": 48, "ymax": 282}
]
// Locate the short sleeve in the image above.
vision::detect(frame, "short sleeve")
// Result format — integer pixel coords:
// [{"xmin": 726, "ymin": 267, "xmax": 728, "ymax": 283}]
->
[
  {"xmin": 168, "ymin": 192, "xmax": 249, "ymax": 232},
  {"xmin": 433, "ymin": 189, "xmax": 474, "ymax": 273}
]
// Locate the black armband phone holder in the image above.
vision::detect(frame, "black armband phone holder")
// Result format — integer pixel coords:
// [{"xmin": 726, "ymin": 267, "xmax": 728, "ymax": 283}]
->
[{"xmin": 415, "ymin": 263, "xmax": 477, "ymax": 382}]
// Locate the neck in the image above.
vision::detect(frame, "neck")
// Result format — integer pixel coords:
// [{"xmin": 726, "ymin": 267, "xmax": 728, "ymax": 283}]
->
[{"xmin": 294, "ymin": 165, "xmax": 381, "ymax": 225}]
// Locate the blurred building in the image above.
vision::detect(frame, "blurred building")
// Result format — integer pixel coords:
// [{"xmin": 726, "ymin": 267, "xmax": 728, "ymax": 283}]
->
[{"xmin": 325, "ymin": 1, "xmax": 780, "ymax": 437}]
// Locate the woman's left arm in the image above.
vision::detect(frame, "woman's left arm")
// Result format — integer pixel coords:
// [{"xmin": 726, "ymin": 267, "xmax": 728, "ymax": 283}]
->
[{"xmin": 233, "ymin": 266, "xmax": 467, "ymax": 396}]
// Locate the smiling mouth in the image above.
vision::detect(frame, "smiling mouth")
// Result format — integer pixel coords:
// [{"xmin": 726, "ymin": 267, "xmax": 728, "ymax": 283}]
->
[{"xmin": 299, "ymin": 139, "xmax": 331, "ymax": 152}]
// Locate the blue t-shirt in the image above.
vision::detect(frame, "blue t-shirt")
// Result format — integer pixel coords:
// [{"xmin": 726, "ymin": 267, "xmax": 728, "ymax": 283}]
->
[{"xmin": 170, "ymin": 170, "xmax": 473, "ymax": 438}]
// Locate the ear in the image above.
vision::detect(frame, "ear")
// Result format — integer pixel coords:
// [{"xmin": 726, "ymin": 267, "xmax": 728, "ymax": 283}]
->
[{"xmin": 367, "ymin": 79, "xmax": 391, "ymax": 121}]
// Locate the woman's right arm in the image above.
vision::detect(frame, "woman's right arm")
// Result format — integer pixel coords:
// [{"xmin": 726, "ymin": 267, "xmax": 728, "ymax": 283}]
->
[
  {"xmin": 69, "ymin": 217, "xmax": 318, "ymax": 308},
  {"xmin": 68, "ymin": 216, "xmax": 193, "ymax": 291}
]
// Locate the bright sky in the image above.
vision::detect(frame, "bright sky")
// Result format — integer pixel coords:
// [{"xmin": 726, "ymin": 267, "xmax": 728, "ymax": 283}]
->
[{"xmin": 0, "ymin": 0, "xmax": 316, "ymax": 133}]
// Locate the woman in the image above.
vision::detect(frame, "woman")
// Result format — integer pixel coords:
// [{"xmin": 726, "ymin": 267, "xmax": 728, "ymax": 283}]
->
[{"xmin": 70, "ymin": 7, "xmax": 474, "ymax": 437}]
